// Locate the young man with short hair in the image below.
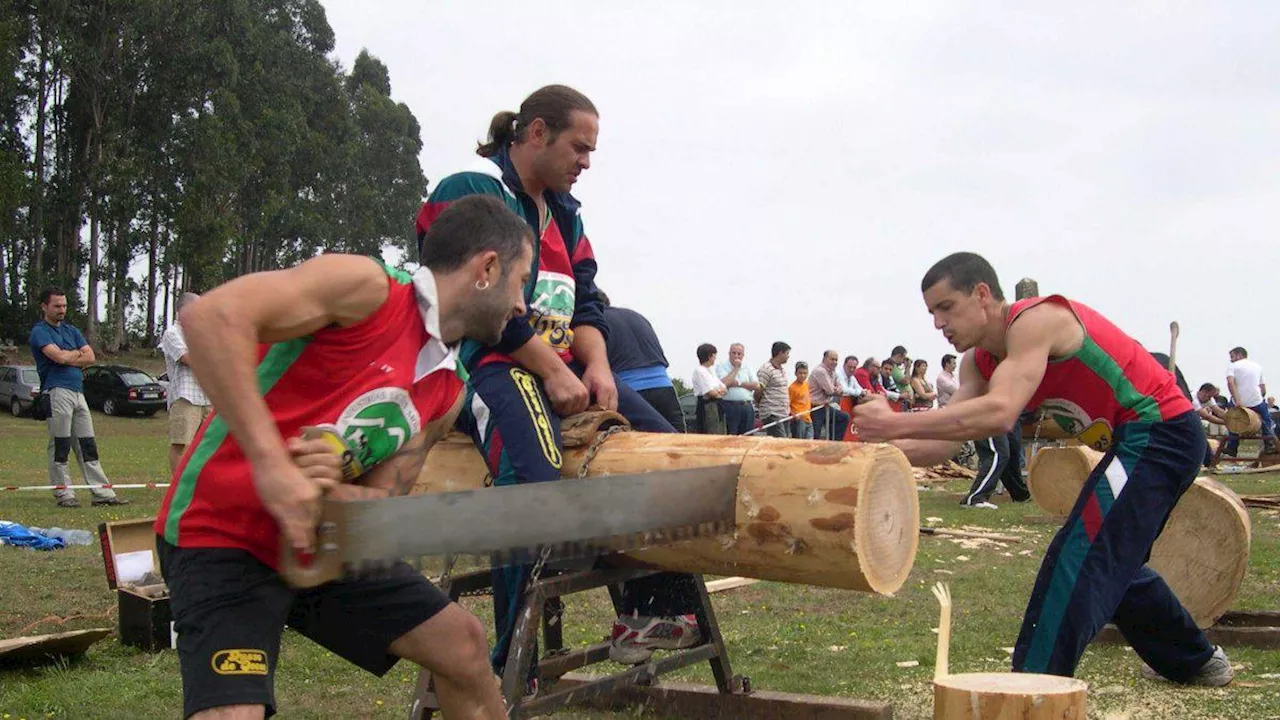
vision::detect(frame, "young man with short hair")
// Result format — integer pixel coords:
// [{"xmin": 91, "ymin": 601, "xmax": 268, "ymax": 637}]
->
[
  {"xmin": 154, "ymin": 195, "xmax": 532, "ymax": 719},
  {"xmin": 29, "ymin": 287, "xmax": 126, "ymax": 508},
  {"xmin": 854, "ymin": 251, "xmax": 1231, "ymax": 687},
  {"xmin": 756, "ymin": 341, "xmax": 792, "ymax": 438},
  {"xmin": 1224, "ymin": 347, "xmax": 1277, "ymax": 456}
]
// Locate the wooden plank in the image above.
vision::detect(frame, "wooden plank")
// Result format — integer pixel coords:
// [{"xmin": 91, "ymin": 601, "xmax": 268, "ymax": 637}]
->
[
  {"xmin": 706, "ymin": 577, "xmax": 761, "ymax": 594},
  {"xmin": 0, "ymin": 628, "xmax": 113, "ymax": 665},
  {"xmin": 1095, "ymin": 621, "xmax": 1280, "ymax": 650},
  {"xmin": 555, "ymin": 675, "xmax": 894, "ymax": 720}
]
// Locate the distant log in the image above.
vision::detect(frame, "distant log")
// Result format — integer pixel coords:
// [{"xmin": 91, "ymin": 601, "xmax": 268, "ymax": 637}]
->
[
  {"xmin": 1026, "ymin": 446, "xmax": 1250, "ymax": 627},
  {"xmin": 1224, "ymin": 407, "xmax": 1262, "ymax": 436}
]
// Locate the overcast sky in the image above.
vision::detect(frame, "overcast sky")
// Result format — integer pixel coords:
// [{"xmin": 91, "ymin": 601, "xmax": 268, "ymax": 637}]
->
[{"xmin": 323, "ymin": 1, "xmax": 1280, "ymax": 393}]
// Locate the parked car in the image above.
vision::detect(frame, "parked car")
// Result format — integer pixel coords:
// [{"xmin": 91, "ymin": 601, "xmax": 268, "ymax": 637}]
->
[
  {"xmin": 156, "ymin": 372, "xmax": 170, "ymax": 394},
  {"xmin": 82, "ymin": 365, "xmax": 166, "ymax": 416},
  {"xmin": 1, "ymin": 364, "xmax": 40, "ymax": 417}
]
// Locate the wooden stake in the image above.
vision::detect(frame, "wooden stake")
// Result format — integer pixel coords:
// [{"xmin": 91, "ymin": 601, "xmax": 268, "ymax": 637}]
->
[
  {"xmin": 920, "ymin": 527, "xmax": 1021, "ymax": 543},
  {"xmin": 931, "ymin": 582, "xmax": 951, "ymax": 680},
  {"xmin": 705, "ymin": 577, "xmax": 761, "ymax": 594},
  {"xmin": 1168, "ymin": 320, "xmax": 1180, "ymax": 372}
]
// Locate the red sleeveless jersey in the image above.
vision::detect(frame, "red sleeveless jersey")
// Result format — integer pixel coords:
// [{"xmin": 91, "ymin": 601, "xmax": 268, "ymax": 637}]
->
[
  {"xmin": 973, "ymin": 295, "xmax": 1191, "ymax": 452},
  {"xmin": 154, "ymin": 263, "xmax": 465, "ymax": 569}
]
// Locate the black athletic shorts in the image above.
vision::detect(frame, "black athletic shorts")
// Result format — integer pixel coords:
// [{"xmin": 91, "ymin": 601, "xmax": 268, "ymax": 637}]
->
[{"xmin": 157, "ymin": 536, "xmax": 452, "ymax": 719}]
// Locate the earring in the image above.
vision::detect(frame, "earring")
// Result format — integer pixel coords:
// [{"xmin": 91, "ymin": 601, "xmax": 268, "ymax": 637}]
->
[{"xmin": 475, "ymin": 279, "xmax": 490, "ymax": 291}]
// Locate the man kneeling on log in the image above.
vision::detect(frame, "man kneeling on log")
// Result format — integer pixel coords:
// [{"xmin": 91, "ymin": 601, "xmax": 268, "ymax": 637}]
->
[
  {"xmin": 153, "ymin": 196, "xmax": 531, "ymax": 719},
  {"xmin": 854, "ymin": 251, "xmax": 1233, "ymax": 687}
]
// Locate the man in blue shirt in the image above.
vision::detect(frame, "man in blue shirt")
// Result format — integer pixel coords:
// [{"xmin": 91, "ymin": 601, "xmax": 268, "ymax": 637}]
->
[
  {"xmin": 715, "ymin": 343, "xmax": 761, "ymax": 435},
  {"xmin": 29, "ymin": 287, "xmax": 127, "ymax": 508},
  {"xmin": 602, "ymin": 297, "xmax": 685, "ymax": 431}
]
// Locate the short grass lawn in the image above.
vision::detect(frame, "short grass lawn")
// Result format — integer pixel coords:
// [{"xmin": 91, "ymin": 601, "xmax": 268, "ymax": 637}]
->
[{"xmin": 2, "ymin": 386, "xmax": 1280, "ymax": 718}]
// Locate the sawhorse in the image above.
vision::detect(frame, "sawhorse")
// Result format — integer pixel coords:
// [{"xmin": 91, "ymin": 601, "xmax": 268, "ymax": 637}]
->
[{"xmin": 408, "ymin": 565, "xmax": 747, "ymax": 719}]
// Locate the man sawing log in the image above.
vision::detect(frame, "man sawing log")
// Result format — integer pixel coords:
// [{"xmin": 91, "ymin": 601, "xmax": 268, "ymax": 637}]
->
[
  {"xmin": 854, "ymin": 251, "xmax": 1234, "ymax": 688},
  {"xmin": 151, "ymin": 195, "xmax": 535, "ymax": 719}
]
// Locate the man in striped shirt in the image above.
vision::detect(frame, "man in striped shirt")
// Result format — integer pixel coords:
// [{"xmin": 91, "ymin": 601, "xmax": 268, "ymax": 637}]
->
[{"xmin": 756, "ymin": 342, "xmax": 791, "ymax": 438}]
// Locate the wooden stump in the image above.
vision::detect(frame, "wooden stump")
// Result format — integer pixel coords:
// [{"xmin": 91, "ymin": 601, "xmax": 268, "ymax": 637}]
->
[
  {"xmin": 1225, "ymin": 407, "xmax": 1262, "ymax": 436},
  {"xmin": 1149, "ymin": 477, "xmax": 1251, "ymax": 627},
  {"xmin": 1026, "ymin": 447, "xmax": 1104, "ymax": 517},
  {"xmin": 1026, "ymin": 447, "xmax": 1251, "ymax": 628},
  {"xmin": 934, "ymin": 673, "xmax": 1086, "ymax": 719},
  {"xmin": 415, "ymin": 412, "xmax": 920, "ymax": 594}
]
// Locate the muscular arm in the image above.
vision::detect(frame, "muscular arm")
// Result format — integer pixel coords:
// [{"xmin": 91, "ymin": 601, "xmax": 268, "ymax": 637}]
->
[
  {"xmin": 890, "ymin": 354, "xmax": 988, "ymax": 465},
  {"xmin": 181, "ymin": 254, "xmax": 389, "ymax": 469},
  {"xmin": 883, "ymin": 318, "xmax": 1053, "ymax": 442},
  {"xmin": 1227, "ymin": 376, "xmax": 1241, "ymax": 407},
  {"xmin": 570, "ymin": 325, "xmax": 609, "ymax": 370},
  {"xmin": 512, "ymin": 335, "xmax": 574, "ymax": 382}
]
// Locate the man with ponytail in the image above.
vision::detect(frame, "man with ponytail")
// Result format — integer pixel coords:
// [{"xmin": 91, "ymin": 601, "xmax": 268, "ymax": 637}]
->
[{"xmin": 416, "ymin": 86, "xmax": 703, "ymax": 692}]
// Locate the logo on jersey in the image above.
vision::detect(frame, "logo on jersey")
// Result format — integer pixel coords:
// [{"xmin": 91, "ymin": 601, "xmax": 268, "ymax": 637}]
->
[
  {"xmin": 211, "ymin": 649, "xmax": 268, "ymax": 675},
  {"xmin": 510, "ymin": 368, "xmax": 562, "ymax": 468},
  {"xmin": 529, "ymin": 270, "xmax": 575, "ymax": 352},
  {"xmin": 336, "ymin": 387, "xmax": 422, "ymax": 470},
  {"xmin": 1037, "ymin": 398, "xmax": 1113, "ymax": 451}
]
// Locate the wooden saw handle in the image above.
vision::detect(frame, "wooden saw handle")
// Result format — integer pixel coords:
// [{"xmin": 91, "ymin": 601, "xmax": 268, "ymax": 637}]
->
[{"xmin": 278, "ymin": 501, "xmax": 345, "ymax": 588}]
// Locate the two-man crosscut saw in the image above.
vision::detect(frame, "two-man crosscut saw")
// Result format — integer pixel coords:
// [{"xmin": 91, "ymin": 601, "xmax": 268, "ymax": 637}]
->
[{"xmin": 279, "ymin": 464, "xmax": 740, "ymax": 588}]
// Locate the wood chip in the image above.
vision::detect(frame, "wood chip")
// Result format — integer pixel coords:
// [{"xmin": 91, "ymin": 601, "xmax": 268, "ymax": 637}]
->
[{"xmin": 896, "ymin": 660, "xmax": 920, "ymax": 668}]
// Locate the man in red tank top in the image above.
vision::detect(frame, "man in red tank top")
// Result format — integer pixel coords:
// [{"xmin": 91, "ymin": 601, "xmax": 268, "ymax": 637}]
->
[
  {"xmin": 153, "ymin": 196, "xmax": 533, "ymax": 720},
  {"xmin": 854, "ymin": 252, "xmax": 1231, "ymax": 687}
]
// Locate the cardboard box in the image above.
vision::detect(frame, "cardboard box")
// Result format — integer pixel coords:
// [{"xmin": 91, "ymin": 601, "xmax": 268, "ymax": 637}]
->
[{"xmin": 98, "ymin": 517, "xmax": 173, "ymax": 652}]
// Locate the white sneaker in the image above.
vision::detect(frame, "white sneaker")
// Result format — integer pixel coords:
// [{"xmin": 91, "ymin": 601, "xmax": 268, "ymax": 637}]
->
[
  {"xmin": 1141, "ymin": 646, "xmax": 1233, "ymax": 687},
  {"xmin": 963, "ymin": 501, "xmax": 999, "ymax": 510}
]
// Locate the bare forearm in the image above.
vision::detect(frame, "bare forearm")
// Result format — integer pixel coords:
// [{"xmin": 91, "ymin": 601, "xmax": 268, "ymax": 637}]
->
[
  {"xmin": 886, "ymin": 395, "xmax": 1017, "ymax": 441},
  {"xmin": 182, "ymin": 303, "xmax": 289, "ymax": 466},
  {"xmin": 512, "ymin": 337, "xmax": 573, "ymax": 382},
  {"xmin": 570, "ymin": 325, "xmax": 609, "ymax": 370},
  {"xmin": 892, "ymin": 439, "xmax": 963, "ymax": 467}
]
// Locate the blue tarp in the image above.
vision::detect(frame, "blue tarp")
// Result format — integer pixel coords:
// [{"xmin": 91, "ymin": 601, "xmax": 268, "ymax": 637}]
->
[{"xmin": 0, "ymin": 521, "xmax": 65, "ymax": 551}]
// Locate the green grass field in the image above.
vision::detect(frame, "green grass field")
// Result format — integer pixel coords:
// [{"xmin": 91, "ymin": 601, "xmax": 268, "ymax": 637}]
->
[{"xmin": 2, "ymin": 362, "xmax": 1279, "ymax": 718}]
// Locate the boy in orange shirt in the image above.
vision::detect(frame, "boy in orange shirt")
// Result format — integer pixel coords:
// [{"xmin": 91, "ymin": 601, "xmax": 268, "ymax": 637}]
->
[{"xmin": 789, "ymin": 362, "xmax": 814, "ymax": 439}]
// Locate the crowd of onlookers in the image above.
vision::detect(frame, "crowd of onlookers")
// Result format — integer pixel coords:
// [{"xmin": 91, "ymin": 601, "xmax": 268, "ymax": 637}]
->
[{"xmin": 686, "ymin": 341, "xmax": 954, "ymax": 440}]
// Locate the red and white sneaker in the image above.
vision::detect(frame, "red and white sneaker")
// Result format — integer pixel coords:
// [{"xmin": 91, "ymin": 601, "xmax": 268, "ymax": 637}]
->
[{"xmin": 609, "ymin": 614, "xmax": 702, "ymax": 664}]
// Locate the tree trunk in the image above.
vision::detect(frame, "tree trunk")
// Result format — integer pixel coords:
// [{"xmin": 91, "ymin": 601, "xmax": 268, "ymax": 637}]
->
[
  {"xmin": 145, "ymin": 215, "xmax": 158, "ymax": 343},
  {"xmin": 28, "ymin": 29, "xmax": 48, "ymax": 299},
  {"xmin": 416, "ymin": 412, "xmax": 920, "ymax": 594},
  {"xmin": 1027, "ymin": 448, "xmax": 1250, "ymax": 628},
  {"xmin": 933, "ymin": 673, "xmax": 1086, "ymax": 719},
  {"xmin": 86, "ymin": 211, "xmax": 99, "ymax": 343}
]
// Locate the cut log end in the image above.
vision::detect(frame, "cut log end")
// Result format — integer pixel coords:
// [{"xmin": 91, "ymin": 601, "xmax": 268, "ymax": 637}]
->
[
  {"xmin": 857, "ymin": 445, "xmax": 921, "ymax": 594},
  {"xmin": 1224, "ymin": 407, "xmax": 1262, "ymax": 436},
  {"xmin": 934, "ymin": 673, "xmax": 1086, "ymax": 720}
]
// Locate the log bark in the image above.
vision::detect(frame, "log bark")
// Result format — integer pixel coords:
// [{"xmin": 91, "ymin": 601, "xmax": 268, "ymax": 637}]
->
[
  {"xmin": 1026, "ymin": 447, "xmax": 1251, "ymax": 627},
  {"xmin": 1225, "ymin": 407, "xmax": 1262, "ymax": 436},
  {"xmin": 416, "ymin": 412, "xmax": 919, "ymax": 594},
  {"xmin": 933, "ymin": 673, "xmax": 1086, "ymax": 719}
]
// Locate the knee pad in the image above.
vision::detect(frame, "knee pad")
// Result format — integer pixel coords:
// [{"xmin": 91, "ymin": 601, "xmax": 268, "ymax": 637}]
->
[
  {"xmin": 78, "ymin": 436, "xmax": 100, "ymax": 462},
  {"xmin": 53, "ymin": 437, "xmax": 72, "ymax": 463}
]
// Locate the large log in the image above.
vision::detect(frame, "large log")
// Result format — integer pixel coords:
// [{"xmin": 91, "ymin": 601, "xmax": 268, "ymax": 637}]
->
[
  {"xmin": 934, "ymin": 673, "xmax": 1086, "ymax": 720},
  {"xmin": 1026, "ymin": 447, "xmax": 1251, "ymax": 627},
  {"xmin": 1225, "ymin": 407, "xmax": 1262, "ymax": 436},
  {"xmin": 416, "ymin": 413, "xmax": 919, "ymax": 594}
]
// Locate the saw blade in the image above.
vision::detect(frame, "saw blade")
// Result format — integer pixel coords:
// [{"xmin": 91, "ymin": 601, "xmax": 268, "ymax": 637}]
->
[{"xmin": 320, "ymin": 464, "xmax": 739, "ymax": 573}]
